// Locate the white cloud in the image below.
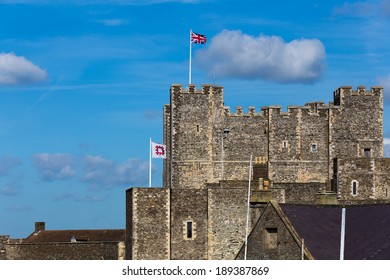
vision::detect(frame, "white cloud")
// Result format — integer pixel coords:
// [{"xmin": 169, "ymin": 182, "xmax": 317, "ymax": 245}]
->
[
  {"xmin": 333, "ymin": 1, "xmax": 376, "ymax": 17},
  {"xmin": 83, "ymin": 155, "xmax": 148, "ymax": 189},
  {"xmin": 53, "ymin": 192, "xmax": 107, "ymax": 203},
  {"xmin": 0, "ymin": 156, "xmax": 22, "ymax": 176},
  {"xmin": 6, "ymin": 204, "xmax": 34, "ymax": 212},
  {"xmin": 195, "ymin": 30, "xmax": 326, "ymax": 84},
  {"xmin": 0, "ymin": 186, "xmax": 19, "ymax": 196},
  {"xmin": 377, "ymin": 75, "xmax": 390, "ymax": 103},
  {"xmin": 31, "ymin": 152, "xmax": 149, "ymax": 188},
  {"xmin": 0, "ymin": 53, "xmax": 47, "ymax": 85},
  {"xmin": 384, "ymin": 138, "xmax": 390, "ymax": 158},
  {"xmin": 333, "ymin": 1, "xmax": 390, "ymax": 19},
  {"xmin": 96, "ymin": 19, "xmax": 128, "ymax": 26},
  {"xmin": 0, "ymin": 0, "xmax": 199, "ymax": 4},
  {"xmin": 32, "ymin": 153, "xmax": 77, "ymax": 181}
]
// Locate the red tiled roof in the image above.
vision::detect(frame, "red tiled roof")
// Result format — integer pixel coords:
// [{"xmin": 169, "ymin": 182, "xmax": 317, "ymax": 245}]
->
[{"xmin": 23, "ymin": 229, "xmax": 125, "ymax": 243}]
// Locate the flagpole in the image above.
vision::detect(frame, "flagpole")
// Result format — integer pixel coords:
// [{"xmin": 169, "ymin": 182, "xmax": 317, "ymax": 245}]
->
[
  {"xmin": 244, "ymin": 154, "xmax": 252, "ymax": 260},
  {"xmin": 189, "ymin": 29, "xmax": 192, "ymax": 85},
  {"xmin": 149, "ymin": 137, "xmax": 152, "ymax": 188}
]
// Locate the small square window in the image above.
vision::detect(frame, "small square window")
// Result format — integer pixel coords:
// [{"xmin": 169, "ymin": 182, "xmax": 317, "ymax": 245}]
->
[
  {"xmin": 364, "ymin": 148, "xmax": 371, "ymax": 158},
  {"xmin": 282, "ymin": 141, "xmax": 288, "ymax": 149},
  {"xmin": 264, "ymin": 228, "xmax": 278, "ymax": 250},
  {"xmin": 311, "ymin": 144, "xmax": 318, "ymax": 153}
]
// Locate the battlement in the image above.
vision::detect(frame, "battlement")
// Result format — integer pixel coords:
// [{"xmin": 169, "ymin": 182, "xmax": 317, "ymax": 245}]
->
[
  {"xmin": 333, "ymin": 86, "xmax": 383, "ymax": 106},
  {"xmin": 170, "ymin": 84, "xmax": 224, "ymax": 95},
  {"xmin": 223, "ymin": 106, "xmax": 266, "ymax": 117}
]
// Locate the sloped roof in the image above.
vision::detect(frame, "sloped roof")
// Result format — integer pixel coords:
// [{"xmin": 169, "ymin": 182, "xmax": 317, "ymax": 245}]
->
[
  {"xmin": 280, "ymin": 204, "xmax": 390, "ymax": 260},
  {"xmin": 23, "ymin": 229, "xmax": 125, "ymax": 244}
]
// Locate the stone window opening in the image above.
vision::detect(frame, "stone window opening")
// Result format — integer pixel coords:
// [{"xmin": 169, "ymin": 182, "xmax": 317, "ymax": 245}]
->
[
  {"xmin": 364, "ymin": 148, "xmax": 371, "ymax": 158},
  {"xmin": 311, "ymin": 143, "xmax": 318, "ymax": 153},
  {"xmin": 183, "ymin": 219, "xmax": 196, "ymax": 240},
  {"xmin": 282, "ymin": 140, "xmax": 288, "ymax": 150},
  {"xmin": 351, "ymin": 180, "xmax": 358, "ymax": 196},
  {"xmin": 187, "ymin": 221, "xmax": 193, "ymax": 239},
  {"xmin": 264, "ymin": 227, "xmax": 278, "ymax": 250},
  {"xmin": 196, "ymin": 124, "xmax": 200, "ymax": 133}
]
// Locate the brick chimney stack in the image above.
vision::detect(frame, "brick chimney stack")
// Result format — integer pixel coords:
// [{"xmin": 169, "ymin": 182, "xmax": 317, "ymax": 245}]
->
[{"xmin": 35, "ymin": 221, "xmax": 45, "ymax": 232}]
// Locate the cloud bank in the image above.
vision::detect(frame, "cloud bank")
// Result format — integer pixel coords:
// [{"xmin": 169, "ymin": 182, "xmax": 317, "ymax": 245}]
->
[
  {"xmin": 0, "ymin": 156, "xmax": 22, "ymax": 176},
  {"xmin": 31, "ymin": 153, "xmax": 149, "ymax": 189},
  {"xmin": 195, "ymin": 30, "xmax": 326, "ymax": 84},
  {"xmin": 0, "ymin": 53, "xmax": 47, "ymax": 85},
  {"xmin": 32, "ymin": 153, "xmax": 76, "ymax": 181}
]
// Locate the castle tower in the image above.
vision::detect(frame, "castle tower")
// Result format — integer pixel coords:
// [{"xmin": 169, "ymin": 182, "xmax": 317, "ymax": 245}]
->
[
  {"xmin": 163, "ymin": 84, "xmax": 224, "ymax": 189},
  {"xmin": 329, "ymin": 86, "xmax": 383, "ymax": 193}
]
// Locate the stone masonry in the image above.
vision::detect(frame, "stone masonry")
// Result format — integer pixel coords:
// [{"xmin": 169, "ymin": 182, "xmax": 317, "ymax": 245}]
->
[{"xmin": 126, "ymin": 84, "xmax": 390, "ymax": 260}]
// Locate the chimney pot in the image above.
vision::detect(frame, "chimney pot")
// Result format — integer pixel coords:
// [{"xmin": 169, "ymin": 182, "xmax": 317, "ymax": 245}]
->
[{"xmin": 35, "ymin": 222, "xmax": 45, "ymax": 232}]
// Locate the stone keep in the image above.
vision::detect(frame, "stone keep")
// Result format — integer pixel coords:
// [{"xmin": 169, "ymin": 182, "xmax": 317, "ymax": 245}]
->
[
  {"xmin": 163, "ymin": 85, "xmax": 383, "ymax": 194},
  {"xmin": 126, "ymin": 84, "xmax": 388, "ymax": 260}
]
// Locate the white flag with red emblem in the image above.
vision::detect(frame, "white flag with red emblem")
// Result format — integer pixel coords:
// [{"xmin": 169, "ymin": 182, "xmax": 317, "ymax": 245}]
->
[{"xmin": 151, "ymin": 142, "xmax": 166, "ymax": 159}]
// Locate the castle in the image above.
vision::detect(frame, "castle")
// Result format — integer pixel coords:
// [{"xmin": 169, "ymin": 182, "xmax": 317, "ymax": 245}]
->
[
  {"xmin": 126, "ymin": 84, "xmax": 390, "ymax": 260},
  {"xmin": 3, "ymin": 84, "xmax": 390, "ymax": 260}
]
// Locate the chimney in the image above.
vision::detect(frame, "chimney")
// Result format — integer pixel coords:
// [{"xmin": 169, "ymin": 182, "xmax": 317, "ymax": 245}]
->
[{"xmin": 35, "ymin": 221, "xmax": 45, "ymax": 232}]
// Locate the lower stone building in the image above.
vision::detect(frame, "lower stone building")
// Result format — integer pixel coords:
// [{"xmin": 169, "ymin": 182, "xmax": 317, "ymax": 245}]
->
[
  {"xmin": 238, "ymin": 201, "xmax": 390, "ymax": 260},
  {"xmin": 126, "ymin": 158, "xmax": 390, "ymax": 260},
  {"xmin": 3, "ymin": 222, "xmax": 125, "ymax": 260}
]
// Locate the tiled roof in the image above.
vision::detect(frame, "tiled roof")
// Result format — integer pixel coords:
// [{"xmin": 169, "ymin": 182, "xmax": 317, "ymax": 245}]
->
[
  {"xmin": 23, "ymin": 229, "xmax": 125, "ymax": 244},
  {"xmin": 280, "ymin": 204, "xmax": 390, "ymax": 260}
]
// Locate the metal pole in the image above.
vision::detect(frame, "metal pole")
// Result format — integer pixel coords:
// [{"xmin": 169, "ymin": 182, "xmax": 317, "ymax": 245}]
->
[
  {"xmin": 221, "ymin": 133, "xmax": 224, "ymax": 182},
  {"xmin": 189, "ymin": 29, "xmax": 192, "ymax": 85},
  {"xmin": 340, "ymin": 208, "xmax": 346, "ymax": 260},
  {"xmin": 149, "ymin": 137, "xmax": 152, "ymax": 188},
  {"xmin": 244, "ymin": 154, "xmax": 252, "ymax": 260}
]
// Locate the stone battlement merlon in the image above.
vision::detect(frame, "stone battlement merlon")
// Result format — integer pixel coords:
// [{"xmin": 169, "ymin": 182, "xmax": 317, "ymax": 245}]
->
[
  {"xmin": 170, "ymin": 84, "xmax": 224, "ymax": 95},
  {"xmin": 222, "ymin": 103, "xmax": 329, "ymax": 117},
  {"xmin": 223, "ymin": 106, "xmax": 266, "ymax": 117},
  {"xmin": 333, "ymin": 86, "xmax": 383, "ymax": 106}
]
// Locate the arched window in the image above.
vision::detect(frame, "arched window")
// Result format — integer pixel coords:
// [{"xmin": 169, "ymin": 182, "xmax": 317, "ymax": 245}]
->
[{"xmin": 351, "ymin": 180, "xmax": 358, "ymax": 196}]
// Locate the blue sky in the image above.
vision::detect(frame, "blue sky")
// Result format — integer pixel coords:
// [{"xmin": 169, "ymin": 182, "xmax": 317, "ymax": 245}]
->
[{"xmin": 1, "ymin": 0, "xmax": 390, "ymax": 238}]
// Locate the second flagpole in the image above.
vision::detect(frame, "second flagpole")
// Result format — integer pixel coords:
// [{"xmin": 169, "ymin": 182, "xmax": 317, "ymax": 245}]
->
[
  {"xmin": 149, "ymin": 137, "xmax": 152, "ymax": 188},
  {"xmin": 189, "ymin": 29, "xmax": 192, "ymax": 85}
]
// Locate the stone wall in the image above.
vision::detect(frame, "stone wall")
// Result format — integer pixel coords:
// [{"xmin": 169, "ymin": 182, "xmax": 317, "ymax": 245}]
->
[
  {"xmin": 163, "ymin": 85, "xmax": 384, "ymax": 190},
  {"xmin": 6, "ymin": 242, "xmax": 123, "ymax": 260},
  {"xmin": 268, "ymin": 103, "xmax": 329, "ymax": 183},
  {"xmin": 337, "ymin": 158, "xmax": 390, "ymax": 201},
  {"xmin": 329, "ymin": 86, "xmax": 383, "ymax": 179},
  {"xmin": 170, "ymin": 189, "xmax": 208, "ymax": 259},
  {"xmin": 273, "ymin": 183, "xmax": 325, "ymax": 203},
  {"xmin": 207, "ymin": 186, "xmax": 248, "ymax": 259},
  {"xmin": 166, "ymin": 84, "xmax": 224, "ymax": 189},
  {"xmin": 0, "ymin": 235, "xmax": 9, "ymax": 260},
  {"xmin": 236, "ymin": 202, "xmax": 305, "ymax": 260},
  {"xmin": 126, "ymin": 188, "xmax": 170, "ymax": 260}
]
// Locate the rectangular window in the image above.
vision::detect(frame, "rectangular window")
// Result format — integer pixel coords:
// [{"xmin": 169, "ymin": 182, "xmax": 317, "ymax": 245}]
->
[
  {"xmin": 282, "ymin": 141, "xmax": 288, "ymax": 149},
  {"xmin": 186, "ymin": 221, "xmax": 193, "ymax": 239},
  {"xmin": 364, "ymin": 148, "xmax": 371, "ymax": 158},
  {"xmin": 196, "ymin": 124, "xmax": 200, "ymax": 132},
  {"xmin": 264, "ymin": 228, "xmax": 278, "ymax": 250},
  {"xmin": 311, "ymin": 144, "xmax": 318, "ymax": 153}
]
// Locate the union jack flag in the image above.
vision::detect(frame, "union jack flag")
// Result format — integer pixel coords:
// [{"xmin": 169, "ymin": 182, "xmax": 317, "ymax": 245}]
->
[{"xmin": 190, "ymin": 31, "xmax": 206, "ymax": 44}]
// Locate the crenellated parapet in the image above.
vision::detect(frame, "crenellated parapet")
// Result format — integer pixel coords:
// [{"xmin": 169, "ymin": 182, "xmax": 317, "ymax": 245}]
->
[
  {"xmin": 332, "ymin": 86, "xmax": 383, "ymax": 107},
  {"xmin": 170, "ymin": 84, "xmax": 224, "ymax": 95},
  {"xmin": 223, "ymin": 106, "xmax": 267, "ymax": 117}
]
